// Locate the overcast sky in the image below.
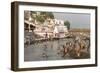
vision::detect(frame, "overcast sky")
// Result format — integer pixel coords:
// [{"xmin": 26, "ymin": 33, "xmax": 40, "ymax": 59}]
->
[{"xmin": 53, "ymin": 12, "xmax": 90, "ymax": 29}]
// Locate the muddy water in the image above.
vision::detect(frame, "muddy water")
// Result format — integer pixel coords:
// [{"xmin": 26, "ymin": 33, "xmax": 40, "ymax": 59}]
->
[{"xmin": 24, "ymin": 37, "xmax": 90, "ymax": 61}]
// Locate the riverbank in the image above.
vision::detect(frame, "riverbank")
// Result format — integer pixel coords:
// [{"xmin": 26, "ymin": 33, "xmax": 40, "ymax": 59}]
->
[{"xmin": 25, "ymin": 32, "xmax": 90, "ymax": 45}]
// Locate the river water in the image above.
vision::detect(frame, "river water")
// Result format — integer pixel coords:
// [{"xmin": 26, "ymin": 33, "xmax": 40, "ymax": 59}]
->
[{"xmin": 24, "ymin": 37, "xmax": 90, "ymax": 61}]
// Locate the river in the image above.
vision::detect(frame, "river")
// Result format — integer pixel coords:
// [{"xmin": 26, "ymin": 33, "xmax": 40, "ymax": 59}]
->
[{"xmin": 24, "ymin": 37, "xmax": 90, "ymax": 61}]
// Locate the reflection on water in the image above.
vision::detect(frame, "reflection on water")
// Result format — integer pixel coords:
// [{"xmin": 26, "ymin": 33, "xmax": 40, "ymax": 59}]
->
[{"xmin": 24, "ymin": 37, "xmax": 90, "ymax": 61}]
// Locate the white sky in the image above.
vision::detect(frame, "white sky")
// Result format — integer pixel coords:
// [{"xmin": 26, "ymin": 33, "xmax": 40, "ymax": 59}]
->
[{"xmin": 53, "ymin": 12, "xmax": 90, "ymax": 29}]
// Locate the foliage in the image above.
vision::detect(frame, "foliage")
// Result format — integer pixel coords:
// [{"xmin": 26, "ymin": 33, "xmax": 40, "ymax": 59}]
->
[
  {"xmin": 35, "ymin": 15, "xmax": 45, "ymax": 24},
  {"xmin": 64, "ymin": 20, "xmax": 70, "ymax": 30},
  {"xmin": 30, "ymin": 11, "xmax": 54, "ymax": 24}
]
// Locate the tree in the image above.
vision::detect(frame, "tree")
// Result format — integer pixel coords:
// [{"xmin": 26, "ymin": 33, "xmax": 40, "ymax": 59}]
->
[
  {"xmin": 35, "ymin": 15, "xmax": 45, "ymax": 24},
  {"xmin": 46, "ymin": 12, "xmax": 54, "ymax": 19},
  {"xmin": 40, "ymin": 12, "xmax": 54, "ymax": 19},
  {"xmin": 30, "ymin": 11, "xmax": 54, "ymax": 24},
  {"xmin": 64, "ymin": 20, "xmax": 70, "ymax": 30}
]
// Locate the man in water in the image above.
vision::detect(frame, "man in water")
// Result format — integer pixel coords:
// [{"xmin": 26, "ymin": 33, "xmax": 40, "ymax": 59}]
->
[{"xmin": 62, "ymin": 43, "xmax": 69, "ymax": 57}]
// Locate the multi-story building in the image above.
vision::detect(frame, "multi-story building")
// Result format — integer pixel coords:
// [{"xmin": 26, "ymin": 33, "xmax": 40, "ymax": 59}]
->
[
  {"xmin": 53, "ymin": 19, "xmax": 68, "ymax": 38},
  {"xmin": 24, "ymin": 11, "xmax": 68, "ymax": 38}
]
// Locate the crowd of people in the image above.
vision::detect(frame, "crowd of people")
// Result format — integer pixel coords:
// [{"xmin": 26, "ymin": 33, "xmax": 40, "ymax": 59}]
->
[
  {"xmin": 24, "ymin": 31, "xmax": 90, "ymax": 59},
  {"xmin": 57, "ymin": 36, "xmax": 90, "ymax": 58}
]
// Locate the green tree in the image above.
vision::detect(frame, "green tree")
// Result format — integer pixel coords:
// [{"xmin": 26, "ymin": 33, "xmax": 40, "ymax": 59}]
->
[
  {"xmin": 31, "ymin": 11, "xmax": 37, "ymax": 19},
  {"xmin": 40, "ymin": 12, "xmax": 54, "ymax": 19},
  {"xmin": 31, "ymin": 11, "xmax": 54, "ymax": 24},
  {"xmin": 64, "ymin": 20, "xmax": 70, "ymax": 30},
  {"xmin": 35, "ymin": 15, "xmax": 45, "ymax": 24},
  {"xmin": 46, "ymin": 12, "xmax": 54, "ymax": 19}
]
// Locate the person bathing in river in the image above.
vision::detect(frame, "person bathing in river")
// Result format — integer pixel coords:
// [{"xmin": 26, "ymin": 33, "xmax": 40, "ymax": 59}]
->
[
  {"xmin": 62, "ymin": 43, "xmax": 69, "ymax": 57},
  {"xmin": 43, "ymin": 44, "xmax": 48, "ymax": 51},
  {"xmin": 74, "ymin": 41, "xmax": 81, "ymax": 57}
]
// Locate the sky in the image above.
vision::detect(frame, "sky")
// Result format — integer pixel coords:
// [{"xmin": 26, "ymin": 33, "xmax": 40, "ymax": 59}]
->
[{"xmin": 53, "ymin": 12, "xmax": 90, "ymax": 29}]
